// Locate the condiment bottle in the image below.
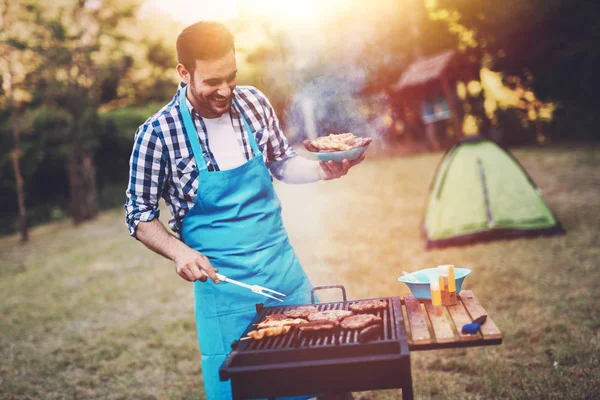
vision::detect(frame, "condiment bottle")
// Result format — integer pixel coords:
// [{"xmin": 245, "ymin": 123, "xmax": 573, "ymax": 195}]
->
[
  {"xmin": 448, "ymin": 265, "xmax": 456, "ymax": 292},
  {"xmin": 437, "ymin": 264, "xmax": 457, "ymax": 306},
  {"xmin": 430, "ymin": 281, "xmax": 443, "ymax": 315},
  {"xmin": 438, "ymin": 265, "xmax": 450, "ymax": 288}
]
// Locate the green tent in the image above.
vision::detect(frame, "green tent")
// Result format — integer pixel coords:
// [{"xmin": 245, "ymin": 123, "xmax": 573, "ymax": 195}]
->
[{"xmin": 423, "ymin": 137, "xmax": 564, "ymax": 249}]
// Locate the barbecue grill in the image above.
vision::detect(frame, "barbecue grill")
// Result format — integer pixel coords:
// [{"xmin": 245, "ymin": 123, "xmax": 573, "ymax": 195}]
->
[{"xmin": 220, "ymin": 286, "xmax": 413, "ymax": 400}]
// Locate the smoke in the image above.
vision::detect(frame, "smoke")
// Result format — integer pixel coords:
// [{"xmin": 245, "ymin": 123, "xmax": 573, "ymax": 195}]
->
[{"xmin": 256, "ymin": 10, "xmax": 397, "ymax": 145}]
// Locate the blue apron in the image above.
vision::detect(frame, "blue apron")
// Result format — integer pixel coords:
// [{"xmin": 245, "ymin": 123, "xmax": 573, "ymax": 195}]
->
[{"xmin": 178, "ymin": 86, "xmax": 315, "ymax": 400}]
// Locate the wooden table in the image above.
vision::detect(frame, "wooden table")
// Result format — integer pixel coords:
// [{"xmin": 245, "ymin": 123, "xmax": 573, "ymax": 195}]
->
[{"xmin": 402, "ymin": 290, "xmax": 502, "ymax": 351}]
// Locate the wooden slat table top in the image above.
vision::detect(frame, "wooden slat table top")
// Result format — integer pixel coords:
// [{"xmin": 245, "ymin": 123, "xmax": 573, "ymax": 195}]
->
[
  {"xmin": 459, "ymin": 290, "xmax": 502, "ymax": 340},
  {"xmin": 402, "ymin": 290, "xmax": 502, "ymax": 351},
  {"xmin": 404, "ymin": 296, "xmax": 432, "ymax": 345}
]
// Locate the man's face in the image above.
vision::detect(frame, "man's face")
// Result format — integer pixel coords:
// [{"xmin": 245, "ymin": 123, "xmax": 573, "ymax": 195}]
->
[{"xmin": 186, "ymin": 50, "xmax": 237, "ymax": 118}]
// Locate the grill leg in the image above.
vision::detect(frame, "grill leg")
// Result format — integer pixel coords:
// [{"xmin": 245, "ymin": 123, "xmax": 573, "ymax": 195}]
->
[
  {"xmin": 402, "ymin": 384, "xmax": 414, "ymax": 400},
  {"xmin": 402, "ymin": 356, "xmax": 414, "ymax": 400},
  {"xmin": 231, "ymin": 381, "xmax": 244, "ymax": 400}
]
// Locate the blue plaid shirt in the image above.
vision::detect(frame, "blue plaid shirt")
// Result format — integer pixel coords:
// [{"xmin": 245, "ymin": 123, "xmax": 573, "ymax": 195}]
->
[{"xmin": 125, "ymin": 83, "xmax": 297, "ymax": 238}]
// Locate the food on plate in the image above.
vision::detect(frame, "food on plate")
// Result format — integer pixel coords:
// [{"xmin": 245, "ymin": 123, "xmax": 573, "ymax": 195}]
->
[
  {"xmin": 246, "ymin": 325, "xmax": 291, "ymax": 340},
  {"xmin": 307, "ymin": 309, "xmax": 354, "ymax": 325},
  {"xmin": 255, "ymin": 317, "xmax": 308, "ymax": 329},
  {"xmin": 340, "ymin": 314, "xmax": 383, "ymax": 330},
  {"xmin": 283, "ymin": 306, "xmax": 318, "ymax": 319},
  {"xmin": 303, "ymin": 133, "xmax": 372, "ymax": 153},
  {"xmin": 297, "ymin": 320, "xmax": 337, "ymax": 332},
  {"xmin": 349, "ymin": 300, "xmax": 388, "ymax": 313},
  {"xmin": 358, "ymin": 323, "xmax": 383, "ymax": 343}
]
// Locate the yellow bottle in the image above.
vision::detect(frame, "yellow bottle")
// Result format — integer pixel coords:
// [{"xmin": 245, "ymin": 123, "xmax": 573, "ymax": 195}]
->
[
  {"xmin": 448, "ymin": 265, "xmax": 456, "ymax": 292},
  {"xmin": 437, "ymin": 264, "xmax": 457, "ymax": 306},
  {"xmin": 430, "ymin": 281, "xmax": 442, "ymax": 315},
  {"xmin": 438, "ymin": 265, "xmax": 450, "ymax": 289}
]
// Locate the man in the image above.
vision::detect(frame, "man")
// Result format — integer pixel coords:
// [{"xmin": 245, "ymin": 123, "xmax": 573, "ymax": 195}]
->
[{"xmin": 125, "ymin": 21, "xmax": 362, "ymax": 400}]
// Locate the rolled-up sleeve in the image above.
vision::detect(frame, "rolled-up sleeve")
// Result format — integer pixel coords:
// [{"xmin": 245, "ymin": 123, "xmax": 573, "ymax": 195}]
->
[{"xmin": 124, "ymin": 122, "xmax": 167, "ymax": 239}]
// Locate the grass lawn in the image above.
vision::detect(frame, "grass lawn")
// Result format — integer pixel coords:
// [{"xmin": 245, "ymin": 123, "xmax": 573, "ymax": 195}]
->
[{"xmin": 1, "ymin": 144, "xmax": 599, "ymax": 399}]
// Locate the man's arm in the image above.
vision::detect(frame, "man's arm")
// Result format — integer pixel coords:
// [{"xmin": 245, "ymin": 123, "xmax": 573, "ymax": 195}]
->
[
  {"xmin": 254, "ymin": 88, "xmax": 365, "ymax": 182},
  {"xmin": 136, "ymin": 219, "xmax": 219, "ymax": 283},
  {"xmin": 270, "ymin": 154, "xmax": 366, "ymax": 183},
  {"xmin": 124, "ymin": 123, "xmax": 219, "ymax": 283}
]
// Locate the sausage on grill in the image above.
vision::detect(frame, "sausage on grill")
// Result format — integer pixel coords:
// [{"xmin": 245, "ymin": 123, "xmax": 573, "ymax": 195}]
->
[
  {"xmin": 247, "ymin": 325, "xmax": 291, "ymax": 340},
  {"xmin": 261, "ymin": 314, "xmax": 289, "ymax": 322},
  {"xmin": 255, "ymin": 318, "xmax": 308, "ymax": 329},
  {"xmin": 297, "ymin": 320, "xmax": 337, "ymax": 332}
]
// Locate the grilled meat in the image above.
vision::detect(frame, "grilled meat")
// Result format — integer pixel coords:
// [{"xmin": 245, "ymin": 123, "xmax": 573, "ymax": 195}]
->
[
  {"xmin": 297, "ymin": 320, "xmax": 337, "ymax": 332},
  {"xmin": 283, "ymin": 306, "xmax": 318, "ymax": 319},
  {"xmin": 262, "ymin": 314, "xmax": 289, "ymax": 322},
  {"xmin": 307, "ymin": 310, "xmax": 353, "ymax": 324},
  {"xmin": 303, "ymin": 133, "xmax": 372, "ymax": 152},
  {"xmin": 340, "ymin": 314, "xmax": 382, "ymax": 330},
  {"xmin": 349, "ymin": 300, "xmax": 388, "ymax": 313},
  {"xmin": 255, "ymin": 318, "xmax": 307, "ymax": 329},
  {"xmin": 247, "ymin": 325, "xmax": 291, "ymax": 340},
  {"xmin": 302, "ymin": 140, "xmax": 320, "ymax": 152},
  {"xmin": 358, "ymin": 323, "xmax": 383, "ymax": 342}
]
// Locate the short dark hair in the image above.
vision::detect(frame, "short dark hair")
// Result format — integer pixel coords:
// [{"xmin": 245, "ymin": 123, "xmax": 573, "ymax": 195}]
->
[{"xmin": 176, "ymin": 21, "xmax": 235, "ymax": 73}]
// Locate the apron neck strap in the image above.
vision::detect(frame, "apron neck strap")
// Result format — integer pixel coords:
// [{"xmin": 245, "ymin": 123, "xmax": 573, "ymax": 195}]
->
[
  {"xmin": 178, "ymin": 85, "xmax": 261, "ymax": 171},
  {"xmin": 179, "ymin": 86, "xmax": 207, "ymax": 171}
]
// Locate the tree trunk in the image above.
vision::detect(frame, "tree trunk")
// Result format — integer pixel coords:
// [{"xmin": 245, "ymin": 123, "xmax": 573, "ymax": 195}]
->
[
  {"xmin": 82, "ymin": 149, "xmax": 98, "ymax": 219},
  {"xmin": 68, "ymin": 124, "xmax": 85, "ymax": 224},
  {"xmin": 4, "ymin": 69, "xmax": 29, "ymax": 242},
  {"xmin": 10, "ymin": 107, "xmax": 28, "ymax": 243}
]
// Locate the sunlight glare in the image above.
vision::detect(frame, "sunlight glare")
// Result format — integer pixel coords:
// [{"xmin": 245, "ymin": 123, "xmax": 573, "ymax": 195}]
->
[
  {"xmin": 143, "ymin": 0, "xmax": 238, "ymax": 25},
  {"xmin": 242, "ymin": 0, "xmax": 353, "ymax": 27},
  {"xmin": 145, "ymin": 0, "xmax": 354, "ymax": 26}
]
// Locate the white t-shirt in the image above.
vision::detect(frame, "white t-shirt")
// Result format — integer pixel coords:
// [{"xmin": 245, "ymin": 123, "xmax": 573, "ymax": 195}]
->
[
  {"xmin": 202, "ymin": 112, "xmax": 246, "ymax": 171},
  {"xmin": 202, "ymin": 111, "xmax": 321, "ymax": 183}
]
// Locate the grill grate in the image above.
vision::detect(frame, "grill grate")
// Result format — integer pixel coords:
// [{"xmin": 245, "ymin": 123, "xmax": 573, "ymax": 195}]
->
[{"xmin": 240, "ymin": 297, "xmax": 399, "ymax": 352}]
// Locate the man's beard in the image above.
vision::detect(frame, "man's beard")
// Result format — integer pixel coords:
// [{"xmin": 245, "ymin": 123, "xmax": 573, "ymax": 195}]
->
[{"xmin": 189, "ymin": 80, "xmax": 232, "ymax": 117}]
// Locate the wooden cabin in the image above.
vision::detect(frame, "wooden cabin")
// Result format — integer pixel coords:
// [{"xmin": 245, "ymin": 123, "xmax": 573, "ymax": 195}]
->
[{"xmin": 391, "ymin": 50, "xmax": 477, "ymax": 150}]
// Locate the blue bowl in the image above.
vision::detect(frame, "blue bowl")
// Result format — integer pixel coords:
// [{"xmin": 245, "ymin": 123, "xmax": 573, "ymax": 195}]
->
[
  {"xmin": 311, "ymin": 142, "xmax": 371, "ymax": 163},
  {"xmin": 398, "ymin": 268, "xmax": 472, "ymax": 300}
]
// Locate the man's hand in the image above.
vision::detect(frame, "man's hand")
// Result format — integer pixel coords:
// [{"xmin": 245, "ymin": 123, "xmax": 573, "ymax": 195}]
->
[
  {"xmin": 318, "ymin": 153, "xmax": 366, "ymax": 180},
  {"xmin": 135, "ymin": 219, "xmax": 220, "ymax": 284},
  {"xmin": 174, "ymin": 246, "xmax": 220, "ymax": 283}
]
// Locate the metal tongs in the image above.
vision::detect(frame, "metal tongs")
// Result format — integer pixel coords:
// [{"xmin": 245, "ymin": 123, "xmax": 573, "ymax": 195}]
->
[{"xmin": 204, "ymin": 271, "xmax": 286, "ymax": 302}]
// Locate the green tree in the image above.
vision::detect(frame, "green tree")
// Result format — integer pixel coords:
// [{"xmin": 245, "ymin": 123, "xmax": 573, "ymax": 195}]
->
[
  {"xmin": 429, "ymin": 0, "xmax": 600, "ymax": 140},
  {"xmin": 0, "ymin": 0, "xmax": 49, "ymax": 242},
  {"xmin": 25, "ymin": 0, "xmax": 140, "ymax": 224}
]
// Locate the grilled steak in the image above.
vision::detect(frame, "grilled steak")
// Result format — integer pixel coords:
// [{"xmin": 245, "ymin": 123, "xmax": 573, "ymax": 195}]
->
[
  {"xmin": 358, "ymin": 323, "xmax": 382, "ymax": 342},
  {"xmin": 307, "ymin": 310, "xmax": 353, "ymax": 324},
  {"xmin": 283, "ymin": 306, "xmax": 318, "ymax": 319},
  {"xmin": 297, "ymin": 320, "xmax": 337, "ymax": 332},
  {"xmin": 349, "ymin": 300, "xmax": 388, "ymax": 313},
  {"xmin": 340, "ymin": 314, "xmax": 382, "ymax": 330}
]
